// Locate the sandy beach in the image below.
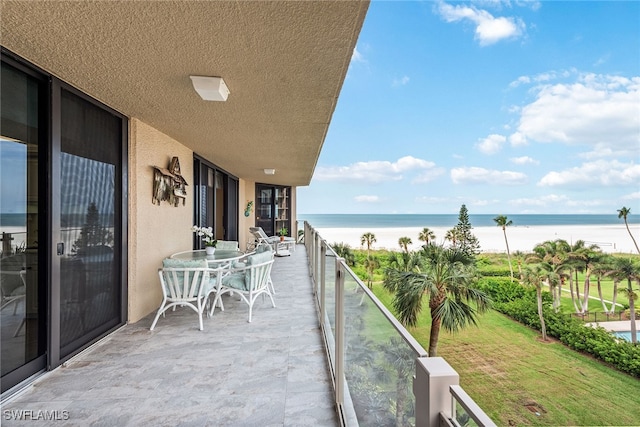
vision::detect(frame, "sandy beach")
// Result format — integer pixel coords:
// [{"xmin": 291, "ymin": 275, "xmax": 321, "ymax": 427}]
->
[{"xmin": 313, "ymin": 224, "xmax": 640, "ymax": 254}]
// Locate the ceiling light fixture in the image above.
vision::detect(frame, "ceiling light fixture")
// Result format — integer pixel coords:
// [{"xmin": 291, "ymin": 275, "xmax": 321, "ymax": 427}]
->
[
  {"xmin": 263, "ymin": 169, "xmax": 276, "ymax": 175},
  {"xmin": 189, "ymin": 76, "xmax": 230, "ymax": 101}
]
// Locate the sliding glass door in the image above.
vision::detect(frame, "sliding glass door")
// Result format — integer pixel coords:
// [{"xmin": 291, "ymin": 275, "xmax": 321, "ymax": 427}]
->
[
  {"xmin": 193, "ymin": 156, "xmax": 238, "ymax": 247},
  {"xmin": 255, "ymin": 184, "xmax": 290, "ymax": 237},
  {"xmin": 52, "ymin": 87, "xmax": 125, "ymax": 361},
  {"xmin": 0, "ymin": 59, "xmax": 47, "ymax": 392},
  {"xmin": 1, "ymin": 51, "xmax": 127, "ymax": 393}
]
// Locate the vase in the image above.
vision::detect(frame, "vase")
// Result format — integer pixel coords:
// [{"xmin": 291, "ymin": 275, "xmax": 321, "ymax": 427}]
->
[{"xmin": 205, "ymin": 246, "xmax": 216, "ymax": 255}]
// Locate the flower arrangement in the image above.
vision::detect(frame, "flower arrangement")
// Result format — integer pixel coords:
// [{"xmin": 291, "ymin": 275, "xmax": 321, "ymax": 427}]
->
[{"xmin": 191, "ymin": 225, "xmax": 217, "ymax": 247}]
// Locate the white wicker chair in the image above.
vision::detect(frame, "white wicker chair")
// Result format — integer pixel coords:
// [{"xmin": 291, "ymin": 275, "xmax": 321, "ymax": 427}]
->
[
  {"xmin": 209, "ymin": 250, "xmax": 275, "ymax": 322},
  {"xmin": 150, "ymin": 259, "xmax": 221, "ymax": 331}
]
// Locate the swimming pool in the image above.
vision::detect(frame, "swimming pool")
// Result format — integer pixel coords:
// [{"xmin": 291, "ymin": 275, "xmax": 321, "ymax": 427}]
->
[{"xmin": 613, "ymin": 331, "xmax": 639, "ymax": 342}]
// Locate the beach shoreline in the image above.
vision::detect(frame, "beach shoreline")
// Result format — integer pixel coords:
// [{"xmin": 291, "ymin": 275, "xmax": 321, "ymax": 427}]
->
[{"xmin": 312, "ymin": 224, "xmax": 640, "ymax": 254}]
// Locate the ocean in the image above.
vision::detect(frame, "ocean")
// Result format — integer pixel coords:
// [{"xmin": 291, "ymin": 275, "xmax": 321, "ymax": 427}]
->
[{"xmin": 297, "ymin": 214, "xmax": 639, "ymax": 229}]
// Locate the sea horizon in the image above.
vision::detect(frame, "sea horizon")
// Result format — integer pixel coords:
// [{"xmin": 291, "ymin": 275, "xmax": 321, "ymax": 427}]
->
[{"xmin": 298, "ymin": 213, "xmax": 640, "ymax": 229}]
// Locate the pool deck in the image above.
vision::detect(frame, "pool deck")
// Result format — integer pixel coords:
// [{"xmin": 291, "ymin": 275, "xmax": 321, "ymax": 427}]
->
[{"xmin": 587, "ymin": 320, "xmax": 634, "ymax": 332}]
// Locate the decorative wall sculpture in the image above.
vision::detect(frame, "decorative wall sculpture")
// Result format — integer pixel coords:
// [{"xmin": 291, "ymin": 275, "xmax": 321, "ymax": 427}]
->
[{"xmin": 152, "ymin": 157, "xmax": 188, "ymax": 206}]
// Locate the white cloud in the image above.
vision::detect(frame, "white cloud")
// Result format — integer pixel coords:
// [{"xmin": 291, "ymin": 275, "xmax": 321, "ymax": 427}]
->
[
  {"xmin": 436, "ymin": 1, "xmax": 526, "ymax": 46},
  {"xmin": 509, "ymin": 194, "xmax": 569, "ymax": 207},
  {"xmin": 622, "ymin": 192, "xmax": 640, "ymax": 200},
  {"xmin": 509, "ymin": 194, "xmax": 604, "ymax": 209},
  {"xmin": 578, "ymin": 144, "xmax": 633, "ymax": 160},
  {"xmin": 476, "ymin": 134, "xmax": 507, "ymax": 154},
  {"xmin": 412, "ymin": 167, "xmax": 446, "ymax": 183},
  {"xmin": 510, "ymin": 156, "xmax": 539, "ymax": 165},
  {"xmin": 509, "ymin": 69, "xmax": 575, "ymax": 88},
  {"xmin": 508, "ymin": 131, "xmax": 528, "ymax": 147},
  {"xmin": 514, "ymin": 74, "xmax": 640, "ymax": 151},
  {"xmin": 354, "ymin": 195, "xmax": 380, "ymax": 203},
  {"xmin": 538, "ymin": 160, "xmax": 640, "ymax": 188},
  {"xmin": 450, "ymin": 166, "xmax": 528, "ymax": 185},
  {"xmin": 352, "ymin": 46, "xmax": 364, "ymax": 63},
  {"xmin": 415, "ymin": 196, "xmax": 450, "ymax": 203},
  {"xmin": 392, "ymin": 76, "xmax": 410, "ymax": 87},
  {"xmin": 315, "ymin": 156, "xmax": 439, "ymax": 183}
]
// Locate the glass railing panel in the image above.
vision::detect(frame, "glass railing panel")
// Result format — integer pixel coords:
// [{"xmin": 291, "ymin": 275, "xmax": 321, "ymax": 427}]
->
[
  {"xmin": 324, "ymin": 250, "xmax": 337, "ymax": 372},
  {"xmin": 453, "ymin": 400, "xmax": 480, "ymax": 427},
  {"xmin": 450, "ymin": 385, "xmax": 495, "ymax": 427},
  {"xmin": 342, "ymin": 268, "xmax": 420, "ymax": 426}
]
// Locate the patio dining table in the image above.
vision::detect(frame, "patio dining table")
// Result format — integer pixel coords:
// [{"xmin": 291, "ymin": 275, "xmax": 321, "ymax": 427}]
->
[{"xmin": 170, "ymin": 249, "xmax": 246, "ymax": 267}]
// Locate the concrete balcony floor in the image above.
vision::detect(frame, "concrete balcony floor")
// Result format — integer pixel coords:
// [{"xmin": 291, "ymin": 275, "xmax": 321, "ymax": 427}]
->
[{"xmin": 2, "ymin": 245, "xmax": 338, "ymax": 426}]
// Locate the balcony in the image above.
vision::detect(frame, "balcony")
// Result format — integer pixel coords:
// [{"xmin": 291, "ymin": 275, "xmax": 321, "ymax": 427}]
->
[{"xmin": 1, "ymin": 225, "xmax": 493, "ymax": 426}]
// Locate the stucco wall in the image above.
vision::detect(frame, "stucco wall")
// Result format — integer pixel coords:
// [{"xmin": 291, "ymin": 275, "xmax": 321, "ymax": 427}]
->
[
  {"xmin": 127, "ymin": 125, "xmax": 297, "ymax": 323},
  {"xmin": 128, "ymin": 119, "xmax": 194, "ymax": 323}
]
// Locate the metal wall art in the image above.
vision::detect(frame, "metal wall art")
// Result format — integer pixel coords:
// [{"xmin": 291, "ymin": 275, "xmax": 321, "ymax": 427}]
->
[{"xmin": 152, "ymin": 157, "xmax": 188, "ymax": 206}]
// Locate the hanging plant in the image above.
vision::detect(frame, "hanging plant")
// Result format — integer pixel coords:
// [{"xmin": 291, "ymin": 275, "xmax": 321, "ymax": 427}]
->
[{"xmin": 244, "ymin": 200, "xmax": 254, "ymax": 217}]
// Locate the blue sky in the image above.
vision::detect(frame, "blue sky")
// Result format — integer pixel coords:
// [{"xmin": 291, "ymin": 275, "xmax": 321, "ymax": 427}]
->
[{"xmin": 298, "ymin": 0, "xmax": 640, "ymax": 215}]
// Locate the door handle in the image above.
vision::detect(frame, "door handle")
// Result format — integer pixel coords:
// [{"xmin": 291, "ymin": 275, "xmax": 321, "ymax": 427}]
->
[{"xmin": 56, "ymin": 242, "xmax": 64, "ymax": 255}]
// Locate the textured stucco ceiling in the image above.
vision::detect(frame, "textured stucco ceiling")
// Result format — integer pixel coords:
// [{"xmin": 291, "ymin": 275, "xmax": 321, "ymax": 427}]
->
[{"xmin": 1, "ymin": 0, "xmax": 368, "ymax": 186}]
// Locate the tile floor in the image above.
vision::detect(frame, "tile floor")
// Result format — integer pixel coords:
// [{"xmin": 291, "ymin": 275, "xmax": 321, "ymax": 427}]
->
[{"xmin": 1, "ymin": 245, "xmax": 338, "ymax": 426}]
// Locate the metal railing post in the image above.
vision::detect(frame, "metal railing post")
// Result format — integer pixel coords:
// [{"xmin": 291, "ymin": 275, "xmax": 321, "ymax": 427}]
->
[
  {"xmin": 335, "ymin": 257, "xmax": 345, "ymax": 408},
  {"xmin": 313, "ymin": 232, "xmax": 320, "ymax": 295},
  {"xmin": 414, "ymin": 357, "xmax": 458, "ymax": 427},
  {"xmin": 320, "ymin": 243, "xmax": 326, "ymax": 325}
]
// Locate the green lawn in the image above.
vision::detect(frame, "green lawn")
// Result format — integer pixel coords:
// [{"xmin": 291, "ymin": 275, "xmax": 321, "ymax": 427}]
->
[{"xmin": 371, "ymin": 283, "xmax": 640, "ymax": 426}]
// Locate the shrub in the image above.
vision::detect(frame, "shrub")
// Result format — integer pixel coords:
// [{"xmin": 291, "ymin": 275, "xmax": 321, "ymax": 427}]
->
[
  {"xmin": 478, "ymin": 267, "xmax": 513, "ymax": 277},
  {"xmin": 477, "ymin": 277, "xmax": 526, "ymax": 303},
  {"xmin": 491, "ymin": 285, "xmax": 640, "ymax": 377}
]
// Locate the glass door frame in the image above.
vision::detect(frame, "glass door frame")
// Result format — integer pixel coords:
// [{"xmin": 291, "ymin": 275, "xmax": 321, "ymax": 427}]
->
[
  {"xmin": 0, "ymin": 51, "xmax": 49, "ymax": 394},
  {"xmin": 255, "ymin": 183, "xmax": 291, "ymax": 238},
  {"xmin": 49, "ymin": 78, "xmax": 128, "ymax": 368},
  {"xmin": 192, "ymin": 155, "xmax": 239, "ymax": 247}
]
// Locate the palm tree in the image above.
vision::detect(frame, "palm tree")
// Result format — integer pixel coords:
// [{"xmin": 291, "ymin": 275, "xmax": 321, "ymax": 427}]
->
[
  {"xmin": 528, "ymin": 240, "xmax": 569, "ymax": 312},
  {"xmin": 444, "ymin": 228, "xmax": 460, "ymax": 247},
  {"xmin": 512, "ymin": 250, "xmax": 525, "ymax": 280},
  {"xmin": 363, "ymin": 254, "xmax": 380, "ymax": 289},
  {"xmin": 398, "ymin": 236, "xmax": 412, "ymax": 253},
  {"xmin": 332, "ymin": 242, "xmax": 356, "ymax": 266},
  {"xmin": 383, "ymin": 244, "xmax": 491, "ymax": 357},
  {"xmin": 361, "ymin": 232, "xmax": 377, "ymax": 258},
  {"xmin": 617, "ymin": 206, "xmax": 640, "ymax": 254},
  {"xmin": 521, "ymin": 263, "xmax": 549, "ymax": 341},
  {"xmin": 418, "ymin": 227, "xmax": 436, "ymax": 246},
  {"xmin": 493, "ymin": 215, "xmax": 514, "ymax": 281},
  {"xmin": 387, "ymin": 251, "xmax": 421, "ymax": 273},
  {"xmin": 592, "ymin": 255, "xmax": 616, "ymax": 313},
  {"xmin": 564, "ymin": 240, "xmax": 601, "ymax": 314},
  {"xmin": 610, "ymin": 257, "xmax": 640, "ymax": 343}
]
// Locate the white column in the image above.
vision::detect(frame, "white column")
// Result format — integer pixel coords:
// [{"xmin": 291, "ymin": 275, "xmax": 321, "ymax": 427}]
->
[{"xmin": 414, "ymin": 357, "xmax": 459, "ymax": 427}]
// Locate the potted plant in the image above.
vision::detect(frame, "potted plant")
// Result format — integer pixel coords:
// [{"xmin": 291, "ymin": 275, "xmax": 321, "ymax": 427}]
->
[
  {"xmin": 278, "ymin": 226, "xmax": 288, "ymax": 242},
  {"xmin": 192, "ymin": 225, "xmax": 217, "ymax": 255}
]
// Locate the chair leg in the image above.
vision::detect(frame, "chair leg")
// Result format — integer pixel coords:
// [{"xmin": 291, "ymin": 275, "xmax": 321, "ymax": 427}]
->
[
  {"xmin": 198, "ymin": 298, "xmax": 205, "ymax": 331},
  {"xmin": 13, "ymin": 318, "xmax": 26, "ymax": 337},
  {"xmin": 150, "ymin": 300, "xmax": 167, "ymax": 331}
]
